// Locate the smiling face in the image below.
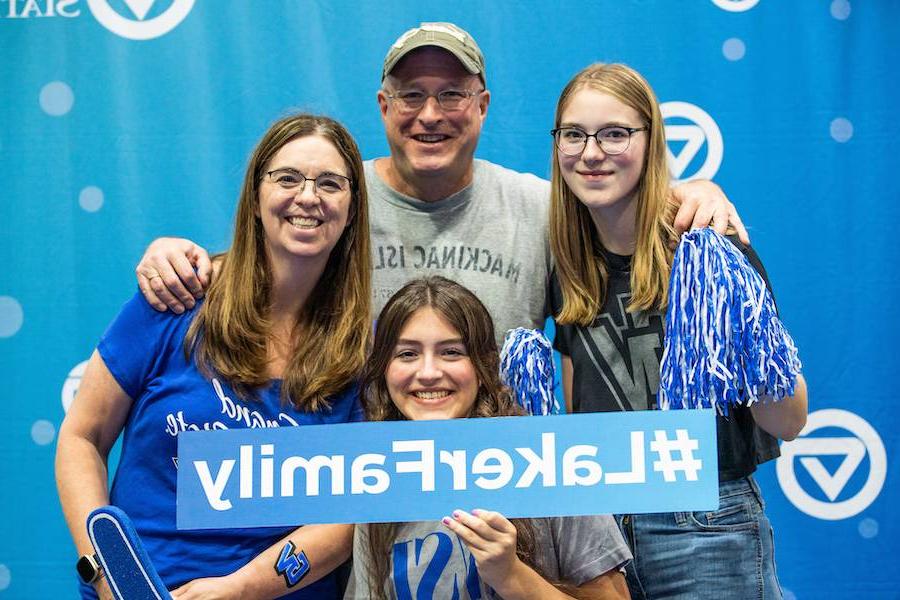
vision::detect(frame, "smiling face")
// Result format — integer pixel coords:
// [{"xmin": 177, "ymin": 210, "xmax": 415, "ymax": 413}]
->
[
  {"xmin": 378, "ymin": 47, "xmax": 489, "ymax": 194},
  {"xmin": 257, "ymin": 134, "xmax": 352, "ymax": 266},
  {"xmin": 385, "ymin": 306, "xmax": 480, "ymax": 421},
  {"xmin": 557, "ymin": 88, "xmax": 647, "ymax": 217}
]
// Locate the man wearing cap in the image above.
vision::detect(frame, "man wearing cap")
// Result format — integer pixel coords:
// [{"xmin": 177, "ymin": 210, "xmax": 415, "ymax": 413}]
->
[
  {"xmin": 366, "ymin": 22, "xmax": 553, "ymax": 339},
  {"xmin": 135, "ymin": 22, "xmax": 746, "ymax": 343}
]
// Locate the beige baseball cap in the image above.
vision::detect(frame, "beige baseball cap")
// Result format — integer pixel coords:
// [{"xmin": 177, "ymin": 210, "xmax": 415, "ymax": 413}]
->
[{"xmin": 382, "ymin": 22, "xmax": 486, "ymax": 83}]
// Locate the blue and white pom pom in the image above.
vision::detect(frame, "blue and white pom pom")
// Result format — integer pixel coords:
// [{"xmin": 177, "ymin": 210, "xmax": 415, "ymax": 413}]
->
[
  {"xmin": 658, "ymin": 229, "xmax": 801, "ymax": 413},
  {"xmin": 500, "ymin": 328, "xmax": 561, "ymax": 415}
]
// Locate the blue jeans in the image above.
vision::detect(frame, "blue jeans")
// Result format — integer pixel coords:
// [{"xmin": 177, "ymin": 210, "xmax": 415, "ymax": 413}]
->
[{"xmin": 617, "ymin": 476, "xmax": 783, "ymax": 600}]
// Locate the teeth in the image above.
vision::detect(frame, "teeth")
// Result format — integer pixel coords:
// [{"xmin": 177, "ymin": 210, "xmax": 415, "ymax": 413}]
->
[
  {"xmin": 287, "ymin": 216, "xmax": 320, "ymax": 228},
  {"xmin": 414, "ymin": 391, "xmax": 450, "ymax": 400},
  {"xmin": 415, "ymin": 135, "xmax": 447, "ymax": 142}
]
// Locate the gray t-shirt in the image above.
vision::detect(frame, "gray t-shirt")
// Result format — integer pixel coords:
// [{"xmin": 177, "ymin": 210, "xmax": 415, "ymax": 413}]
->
[
  {"xmin": 366, "ymin": 159, "xmax": 552, "ymax": 344},
  {"xmin": 345, "ymin": 515, "xmax": 631, "ymax": 599}
]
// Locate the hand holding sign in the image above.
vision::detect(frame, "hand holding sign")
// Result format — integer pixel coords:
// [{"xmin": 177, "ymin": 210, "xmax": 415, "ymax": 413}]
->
[
  {"xmin": 180, "ymin": 277, "xmax": 712, "ymax": 600},
  {"xmin": 443, "ymin": 509, "xmax": 520, "ymax": 591},
  {"xmin": 179, "ymin": 410, "xmax": 718, "ymax": 527}
]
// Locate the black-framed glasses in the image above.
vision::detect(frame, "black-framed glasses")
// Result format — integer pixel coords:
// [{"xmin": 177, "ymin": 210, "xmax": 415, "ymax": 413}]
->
[
  {"xmin": 385, "ymin": 88, "xmax": 484, "ymax": 113},
  {"xmin": 265, "ymin": 168, "xmax": 352, "ymax": 196},
  {"xmin": 551, "ymin": 126, "xmax": 648, "ymax": 156}
]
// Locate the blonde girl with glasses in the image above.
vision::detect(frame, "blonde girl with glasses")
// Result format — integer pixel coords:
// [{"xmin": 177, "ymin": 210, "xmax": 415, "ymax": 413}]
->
[{"xmin": 549, "ymin": 63, "xmax": 808, "ymax": 600}]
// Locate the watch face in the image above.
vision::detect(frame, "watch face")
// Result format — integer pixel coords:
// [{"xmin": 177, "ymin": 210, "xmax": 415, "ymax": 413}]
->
[{"xmin": 76, "ymin": 555, "xmax": 99, "ymax": 584}]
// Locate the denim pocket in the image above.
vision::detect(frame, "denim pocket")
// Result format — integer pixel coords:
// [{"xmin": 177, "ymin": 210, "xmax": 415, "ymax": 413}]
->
[{"xmin": 683, "ymin": 494, "xmax": 760, "ymax": 532}]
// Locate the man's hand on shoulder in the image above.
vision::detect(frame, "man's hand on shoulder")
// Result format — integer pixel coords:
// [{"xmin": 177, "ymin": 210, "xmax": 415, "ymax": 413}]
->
[
  {"xmin": 671, "ymin": 180, "xmax": 750, "ymax": 247},
  {"xmin": 136, "ymin": 237, "xmax": 211, "ymax": 313}
]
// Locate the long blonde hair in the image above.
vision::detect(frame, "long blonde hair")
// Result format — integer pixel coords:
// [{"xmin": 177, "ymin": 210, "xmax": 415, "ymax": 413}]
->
[
  {"xmin": 185, "ymin": 113, "xmax": 371, "ymax": 412},
  {"xmin": 550, "ymin": 63, "xmax": 676, "ymax": 325}
]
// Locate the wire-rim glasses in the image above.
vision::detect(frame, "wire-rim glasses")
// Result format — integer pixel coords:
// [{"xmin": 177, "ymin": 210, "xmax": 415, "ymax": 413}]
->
[
  {"xmin": 551, "ymin": 125, "xmax": 648, "ymax": 156},
  {"xmin": 265, "ymin": 168, "xmax": 352, "ymax": 197},
  {"xmin": 385, "ymin": 88, "xmax": 484, "ymax": 113}
]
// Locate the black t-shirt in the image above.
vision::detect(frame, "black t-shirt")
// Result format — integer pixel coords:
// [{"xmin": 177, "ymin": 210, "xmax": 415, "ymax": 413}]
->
[{"xmin": 551, "ymin": 238, "xmax": 781, "ymax": 481}]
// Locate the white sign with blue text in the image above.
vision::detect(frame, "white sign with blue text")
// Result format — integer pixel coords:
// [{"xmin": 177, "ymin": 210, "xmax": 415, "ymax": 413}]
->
[{"xmin": 177, "ymin": 410, "xmax": 719, "ymax": 529}]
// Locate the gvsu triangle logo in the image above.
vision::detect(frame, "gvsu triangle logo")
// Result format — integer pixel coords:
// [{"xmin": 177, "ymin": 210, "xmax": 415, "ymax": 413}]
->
[
  {"xmin": 711, "ymin": 0, "xmax": 760, "ymax": 12},
  {"xmin": 661, "ymin": 101, "xmax": 724, "ymax": 183},
  {"xmin": 777, "ymin": 409, "xmax": 887, "ymax": 520},
  {"xmin": 88, "ymin": 0, "xmax": 194, "ymax": 40}
]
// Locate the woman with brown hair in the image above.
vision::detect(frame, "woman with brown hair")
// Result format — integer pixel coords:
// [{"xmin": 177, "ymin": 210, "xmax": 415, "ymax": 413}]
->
[
  {"xmin": 549, "ymin": 63, "xmax": 808, "ymax": 599},
  {"xmin": 56, "ymin": 113, "xmax": 371, "ymax": 599},
  {"xmin": 346, "ymin": 276, "xmax": 631, "ymax": 600}
]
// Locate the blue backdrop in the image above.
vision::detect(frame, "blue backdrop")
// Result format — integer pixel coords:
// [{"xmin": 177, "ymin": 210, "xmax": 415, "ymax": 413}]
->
[{"xmin": 2, "ymin": 0, "xmax": 897, "ymax": 597}]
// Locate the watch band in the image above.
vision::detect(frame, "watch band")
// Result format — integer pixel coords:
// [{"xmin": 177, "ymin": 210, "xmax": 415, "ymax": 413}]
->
[{"xmin": 76, "ymin": 553, "xmax": 103, "ymax": 585}]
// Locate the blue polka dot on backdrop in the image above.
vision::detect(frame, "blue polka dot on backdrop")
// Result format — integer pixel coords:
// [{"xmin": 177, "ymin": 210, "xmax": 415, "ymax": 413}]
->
[
  {"xmin": 859, "ymin": 518, "xmax": 879, "ymax": 539},
  {"xmin": 0, "ymin": 564, "xmax": 9, "ymax": 591},
  {"xmin": 830, "ymin": 117, "xmax": 853, "ymax": 142},
  {"xmin": 79, "ymin": 186, "xmax": 105, "ymax": 212},
  {"xmin": 39, "ymin": 81, "xmax": 74, "ymax": 116},
  {"xmin": 0, "ymin": 296, "xmax": 24, "ymax": 338},
  {"xmin": 31, "ymin": 420, "xmax": 56, "ymax": 446},
  {"xmin": 722, "ymin": 38, "xmax": 746, "ymax": 61},
  {"xmin": 831, "ymin": 0, "xmax": 851, "ymax": 20}
]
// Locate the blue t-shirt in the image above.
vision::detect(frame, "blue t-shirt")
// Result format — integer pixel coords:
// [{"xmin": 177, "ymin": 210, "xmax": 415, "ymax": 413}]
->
[{"xmin": 83, "ymin": 292, "xmax": 363, "ymax": 598}]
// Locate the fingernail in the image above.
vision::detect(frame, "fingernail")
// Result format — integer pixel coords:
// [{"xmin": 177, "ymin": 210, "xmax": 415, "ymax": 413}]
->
[
  {"xmin": 471, "ymin": 509, "xmax": 482, "ymax": 516},
  {"xmin": 186, "ymin": 300, "xmax": 195, "ymax": 309},
  {"xmin": 441, "ymin": 517, "xmax": 451, "ymax": 525},
  {"xmin": 174, "ymin": 305, "xmax": 185, "ymax": 314},
  {"xmin": 452, "ymin": 510, "xmax": 461, "ymax": 519}
]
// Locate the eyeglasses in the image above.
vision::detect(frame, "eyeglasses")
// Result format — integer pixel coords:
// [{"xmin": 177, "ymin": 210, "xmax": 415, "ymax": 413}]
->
[
  {"xmin": 551, "ymin": 126, "xmax": 648, "ymax": 156},
  {"xmin": 385, "ymin": 88, "xmax": 484, "ymax": 113},
  {"xmin": 265, "ymin": 168, "xmax": 352, "ymax": 197}
]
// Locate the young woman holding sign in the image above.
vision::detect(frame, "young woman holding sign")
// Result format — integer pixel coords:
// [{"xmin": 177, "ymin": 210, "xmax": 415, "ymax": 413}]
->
[
  {"xmin": 346, "ymin": 276, "xmax": 631, "ymax": 600},
  {"xmin": 548, "ymin": 63, "xmax": 808, "ymax": 599},
  {"xmin": 56, "ymin": 113, "xmax": 370, "ymax": 599}
]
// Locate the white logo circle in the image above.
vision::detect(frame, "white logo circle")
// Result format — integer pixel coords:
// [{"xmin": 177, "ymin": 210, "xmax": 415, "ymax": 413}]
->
[
  {"xmin": 661, "ymin": 101, "xmax": 724, "ymax": 183},
  {"xmin": 62, "ymin": 359, "xmax": 90, "ymax": 413},
  {"xmin": 711, "ymin": 0, "xmax": 760, "ymax": 12},
  {"xmin": 777, "ymin": 409, "xmax": 887, "ymax": 520},
  {"xmin": 87, "ymin": 0, "xmax": 195, "ymax": 41}
]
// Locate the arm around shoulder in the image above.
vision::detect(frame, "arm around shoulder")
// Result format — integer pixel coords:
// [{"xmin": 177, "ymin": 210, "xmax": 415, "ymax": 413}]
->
[
  {"xmin": 136, "ymin": 237, "xmax": 212, "ymax": 313},
  {"xmin": 670, "ymin": 180, "xmax": 750, "ymax": 246}
]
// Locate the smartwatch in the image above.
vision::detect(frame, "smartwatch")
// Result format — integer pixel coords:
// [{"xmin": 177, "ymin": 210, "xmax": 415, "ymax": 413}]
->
[{"xmin": 76, "ymin": 553, "xmax": 103, "ymax": 585}]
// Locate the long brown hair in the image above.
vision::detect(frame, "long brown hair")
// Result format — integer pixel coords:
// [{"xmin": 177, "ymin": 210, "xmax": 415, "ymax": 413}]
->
[
  {"xmin": 360, "ymin": 276, "xmax": 569, "ymax": 599},
  {"xmin": 184, "ymin": 113, "xmax": 371, "ymax": 412},
  {"xmin": 550, "ymin": 63, "xmax": 677, "ymax": 325}
]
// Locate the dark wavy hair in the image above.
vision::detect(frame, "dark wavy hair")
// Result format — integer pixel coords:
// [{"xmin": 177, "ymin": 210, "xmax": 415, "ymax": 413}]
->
[
  {"xmin": 361, "ymin": 276, "xmax": 519, "ymax": 422},
  {"xmin": 359, "ymin": 276, "xmax": 575, "ymax": 598}
]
